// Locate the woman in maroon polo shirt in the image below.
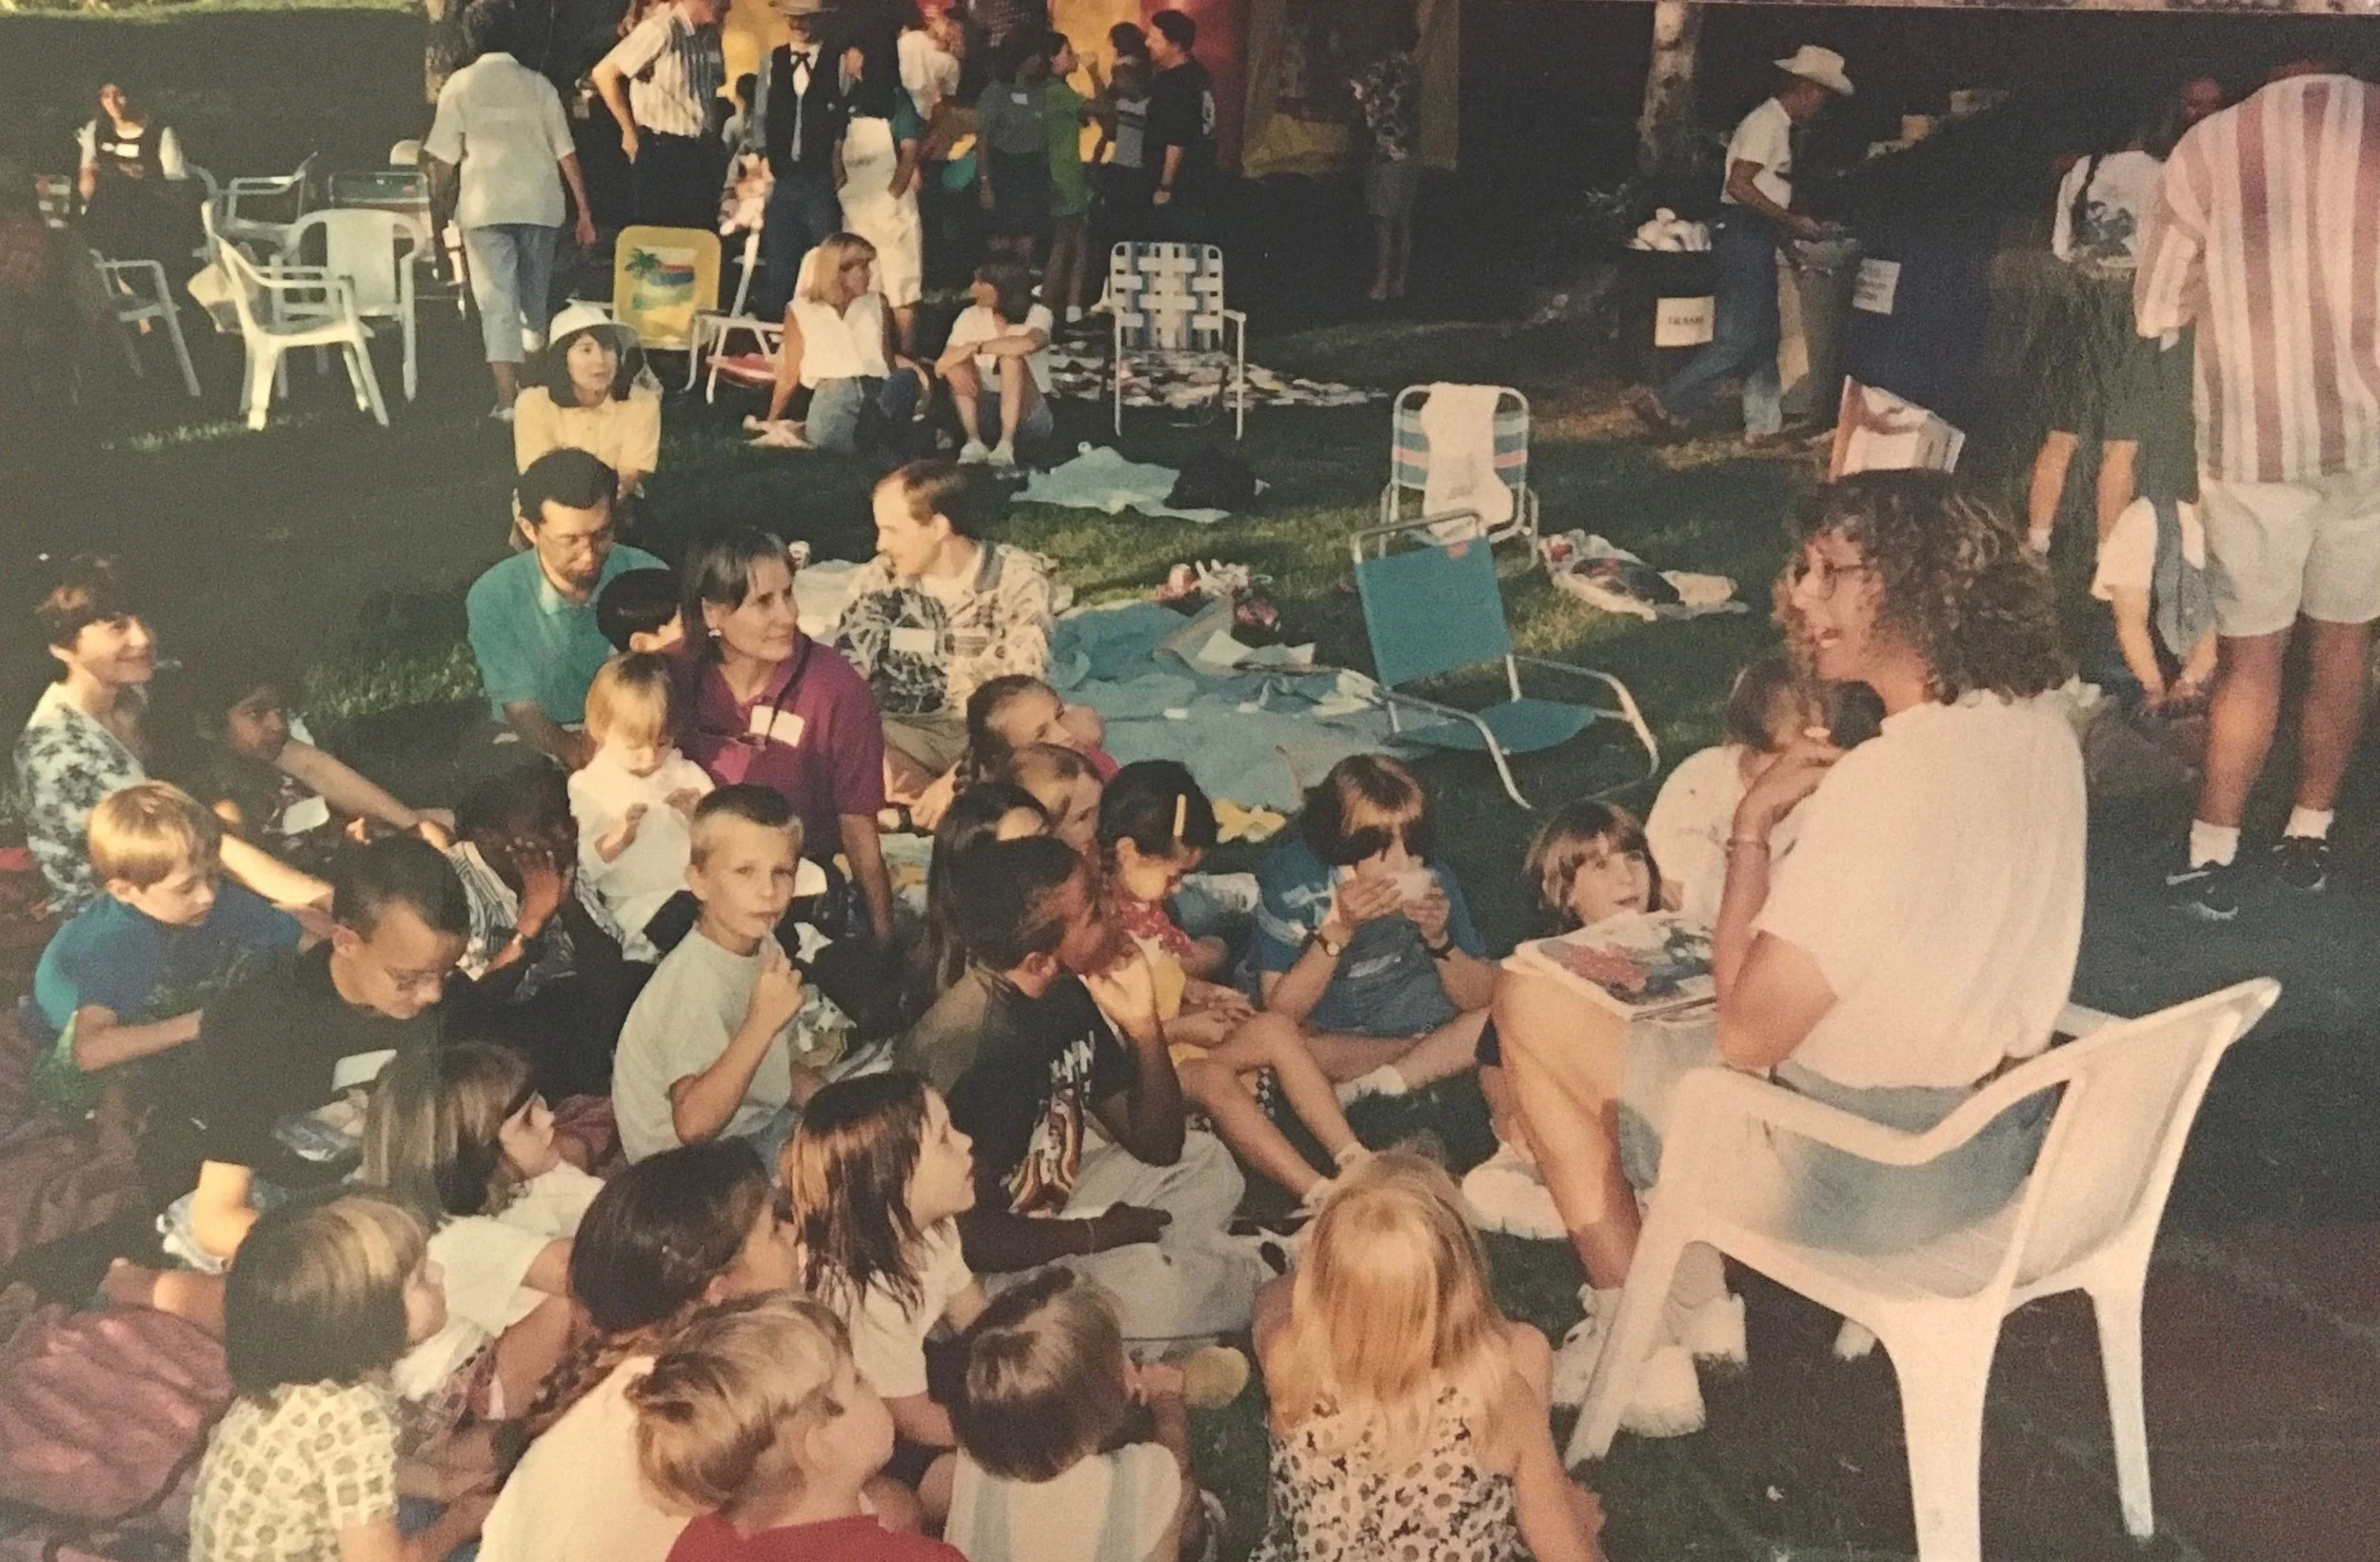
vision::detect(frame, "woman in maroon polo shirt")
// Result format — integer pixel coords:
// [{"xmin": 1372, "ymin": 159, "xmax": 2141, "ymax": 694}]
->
[{"xmin": 673, "ymin": 530, "xmax": 896, "ymax": 941}]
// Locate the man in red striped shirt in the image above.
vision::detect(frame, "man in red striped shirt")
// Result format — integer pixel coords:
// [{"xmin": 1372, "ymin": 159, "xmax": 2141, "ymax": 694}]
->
[{"xmin": 2135, "ymin": 60, "xmax": 2380, "ymax": 919}]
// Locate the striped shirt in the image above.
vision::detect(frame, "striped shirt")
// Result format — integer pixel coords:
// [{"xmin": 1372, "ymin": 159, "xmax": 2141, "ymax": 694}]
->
[
  {"xmin": 2135, "ymin": 74, "xmax": 2380, "ymax": 484},
  {"xmin": 600, "ymin": 8, "xmax": 725, "ymax": 140}
]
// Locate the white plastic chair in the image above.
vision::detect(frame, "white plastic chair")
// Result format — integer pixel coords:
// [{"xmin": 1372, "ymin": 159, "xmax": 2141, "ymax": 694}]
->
[
  {"xmin": 215, "ymin": 151, "xmax": 319, "ymax": 258},
  {"xmin": 1569, "ymin": 978, "xmax": 2281, "ymax": 1562},
  {"xmin": 215, "ymin": 242, "xmax": 389, "ymax": 431},
  {"xmin": 91, "ymin": 251, "xmax": 201, "ymax": 398},
  {"xmin": 286, "ymin": 208, "xmax": 427, "ymax": 400}
]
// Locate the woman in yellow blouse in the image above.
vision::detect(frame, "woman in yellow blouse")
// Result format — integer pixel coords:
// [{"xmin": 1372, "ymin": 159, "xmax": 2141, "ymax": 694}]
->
[{"xmin": 514, "ymin": 302, "xmax": 663, "ymax": 503}]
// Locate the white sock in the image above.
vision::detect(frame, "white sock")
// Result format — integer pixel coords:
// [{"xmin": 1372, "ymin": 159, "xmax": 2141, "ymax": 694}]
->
[
  {"xmin": 2190, "ymin": 820, "xmax": 2240, "ymax": 868},
  {"xmin": 2027, "ymin": 525, "xmax": 2053, "ymax": 555},
  {"xmin": 2285, "ymin": 807, "xmax": 2334, "ymax": 841}
]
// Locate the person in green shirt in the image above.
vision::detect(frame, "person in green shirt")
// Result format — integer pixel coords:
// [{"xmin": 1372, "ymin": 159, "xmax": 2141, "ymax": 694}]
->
[{"xmin": 1040, "ymin": 31, "xmax": 1094, "ymax": 326}]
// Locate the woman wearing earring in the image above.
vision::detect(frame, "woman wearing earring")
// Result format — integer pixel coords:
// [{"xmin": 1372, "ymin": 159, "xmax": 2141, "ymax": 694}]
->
[{"xmin": 670, "ymin": 529, "xmax": 896, "ymax": 943}]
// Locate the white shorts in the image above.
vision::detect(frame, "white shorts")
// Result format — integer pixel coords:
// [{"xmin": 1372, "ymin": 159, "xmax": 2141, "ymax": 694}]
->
[{"xmin": 2199, "ymin": 465, "xmax": 2380, "ymax": 637}]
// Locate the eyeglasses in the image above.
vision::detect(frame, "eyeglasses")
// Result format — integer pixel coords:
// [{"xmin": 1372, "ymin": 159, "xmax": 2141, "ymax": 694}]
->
[
  {"xmin": 545, "ymin": 525, "xmax": 617, "ymax": 556},
  {"xmin": 1790, "ymin": 549, "xmax": 1879, "ymax": 600}
]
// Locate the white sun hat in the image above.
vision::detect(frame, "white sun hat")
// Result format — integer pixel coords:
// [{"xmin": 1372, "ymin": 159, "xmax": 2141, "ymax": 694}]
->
[{"xmin": 1775, "ymin": 45, "xmax": 1853, "ymax": 97}]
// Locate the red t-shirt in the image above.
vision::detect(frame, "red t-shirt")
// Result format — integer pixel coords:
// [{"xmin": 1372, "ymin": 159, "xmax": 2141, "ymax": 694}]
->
[
  {"xmin": 668, "ymin": 1513, "xmax": 965, "ymax": 1562},
  {"xmin": 673, "ymin": 637, "xmax": 889, "ymax": 854}
]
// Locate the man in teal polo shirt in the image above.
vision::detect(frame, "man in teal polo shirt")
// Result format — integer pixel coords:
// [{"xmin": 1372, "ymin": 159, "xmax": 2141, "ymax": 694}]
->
[{"xmin": 466, "ymin": 448, "xmax": 664, "ymax": 768}]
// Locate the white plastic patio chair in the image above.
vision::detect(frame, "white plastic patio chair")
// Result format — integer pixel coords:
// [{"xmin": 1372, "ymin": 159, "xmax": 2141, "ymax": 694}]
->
[
  {"xmin": 1568, "ymin": 978, "xmax": 2280, "ymax": 1562},
  {"xmin": 286, "ymin": 208, "xmax": 428, "ymax": 400},
  {"xmin": 215, "ymin": 241, "xmax": 389, "ymax": 431},
  {"xmin": 214, "ymin": 151, "xmax": 319, "ymax": 258},
  {"xmin": 91, "ymin": 251, "xmax": 201, "ymax": 398}
]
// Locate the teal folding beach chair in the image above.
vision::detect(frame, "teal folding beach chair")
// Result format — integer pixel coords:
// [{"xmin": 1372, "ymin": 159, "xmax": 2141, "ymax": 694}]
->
[{"xmin": 1349, "ymin": 521, "xmax": 1658, "ymax": 808}]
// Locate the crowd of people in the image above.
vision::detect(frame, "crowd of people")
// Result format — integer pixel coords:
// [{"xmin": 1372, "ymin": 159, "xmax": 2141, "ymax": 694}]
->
[
  {"xmin": 1633, "ymin": 47, "xmax": 2380, "ymax": 927},
  {"xmin": 8, "ymin": 20, "xmax": 2379, "ymax": 1562},
  {"xmin": 9, "ymin": 453, "xmax": 2125, "ymax": 1561},
  {"xmin": 421, "ymin": 0, "xmax": 1279, "ymax": 460}
]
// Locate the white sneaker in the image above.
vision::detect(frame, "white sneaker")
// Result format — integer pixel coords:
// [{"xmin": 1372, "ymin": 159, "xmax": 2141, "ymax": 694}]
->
[
  {"xmin": 488, "ymin": 404, "xmax": 516, "ymax": 424},
  {"xmin": 1065, "ymin": 304, "xmax": 1085, "ymax": 325},
  {"xmin": 1675, "ymin": 1291, "xmax": 1747, "ymax": 1370},
  {"xmin": 1459, "ymin": 1141, "xmax": 1566, "ymax": 1239},
  {"xmin": 1549, "ymin": 1287, "xmax": 1706, "ymax": 1436},
  {"xmin": 958, "ymin": 439, "xmax": 990, "ymax": 465},
  {"xmin": 1334, "ymin": 1064, "xmax": 1409, "ymax": 1108},
  {"xmin": 987, "ymin": 439, "xmax": 1017, "ymax": 468}
]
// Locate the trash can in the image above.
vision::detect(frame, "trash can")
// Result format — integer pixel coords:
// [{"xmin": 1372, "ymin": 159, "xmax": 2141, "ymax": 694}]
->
[
  {"xmin": 1781, "ymin": 230, "xmax": 1860, "ymax": 428},
  {"xmin": 1618, "ymin": 247, "xmax": 1717, "ymax": 386}
]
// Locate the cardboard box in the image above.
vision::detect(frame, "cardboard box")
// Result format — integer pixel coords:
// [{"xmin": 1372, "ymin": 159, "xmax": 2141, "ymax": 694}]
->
[{"xmin": 1829, "ymin": 380, "xmax": 1966, "ymax": 478}]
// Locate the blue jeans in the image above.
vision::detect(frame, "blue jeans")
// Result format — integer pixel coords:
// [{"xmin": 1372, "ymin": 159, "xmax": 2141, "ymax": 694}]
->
[
  {"xmin": 806, "ymin": 370, "xmax": 923, "ymax": 454},
  {"xmin": 758, "ymin": 166, "xmax": 843, "ymax": 318},
  {"xmin": 463, "ymin": 223, "xmax": 559, "ymax": 365},
  {"xmin": 1659, "ymin": 214, "xmax": 1783, "ymax": 437}
]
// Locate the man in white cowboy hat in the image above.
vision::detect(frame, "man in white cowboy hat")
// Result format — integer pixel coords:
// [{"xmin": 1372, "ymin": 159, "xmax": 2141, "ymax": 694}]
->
[
  {"xmin": 1630, "ymin": 44, "xmax": 1851, "ymax": 446},
  {"xmin": 753, "ymin": 0, "xmax": 851, "ymax": 318},
  {"xmin": 424, "ymin": 0, "xmax": 599, "ymax": 419}
]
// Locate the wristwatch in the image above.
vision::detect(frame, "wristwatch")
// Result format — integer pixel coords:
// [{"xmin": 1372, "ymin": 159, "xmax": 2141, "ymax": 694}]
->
[
  {"xmin": 1310, "ymin": 925, "xmax": 1345, "ymax": 959},
  {"xmin": 1425, "ymin": 936, "xmax": 1456, "ymax": 960}
]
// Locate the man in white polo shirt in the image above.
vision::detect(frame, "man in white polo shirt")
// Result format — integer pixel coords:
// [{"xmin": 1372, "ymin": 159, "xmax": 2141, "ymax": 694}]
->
[
  {"xmin": 1630, "ymin": 45, "xmax": 1850, "ymax": 447},
  {"xmin": 424, "ymin": 3, "xmax": 597, "ymax": 420}
]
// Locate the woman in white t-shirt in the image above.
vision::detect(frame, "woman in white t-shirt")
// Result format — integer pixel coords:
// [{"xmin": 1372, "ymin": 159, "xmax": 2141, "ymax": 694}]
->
[
  {"xmin": 936, "ymin": 259, "xmax": 1056, "ymax": 467},
  {"xmin": 1501, "ymin": 473, "xmax": 2083, "ymax": 1428},
  {"xmin": 750, "ymin": 232, "xmax": 931, "ymax": 455}
]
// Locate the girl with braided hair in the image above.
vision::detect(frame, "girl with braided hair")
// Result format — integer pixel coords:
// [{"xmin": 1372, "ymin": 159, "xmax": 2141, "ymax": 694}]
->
[{"xmin": 479, "ymin": 1142, "xmax": 801, "ymax": 1562}]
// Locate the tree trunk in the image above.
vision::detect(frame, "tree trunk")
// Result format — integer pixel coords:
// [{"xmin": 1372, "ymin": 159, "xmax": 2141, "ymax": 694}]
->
[
  {"xmin": 425, "ymin": 0, "xmax": 473, "ymax": 105},
  {"xmin": 1636, "ymin": 0, "xmax": 1702, "ymax": 183}
]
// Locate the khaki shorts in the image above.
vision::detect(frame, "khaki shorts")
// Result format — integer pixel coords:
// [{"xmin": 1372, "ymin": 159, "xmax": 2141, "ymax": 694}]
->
[
  {"xmin": 881, "ymin": 709, "xmax": 968, "ymax": 775},
  {"xmin": 2200, "ymin": 465, "xmax": 2380, "ymax": 637}
]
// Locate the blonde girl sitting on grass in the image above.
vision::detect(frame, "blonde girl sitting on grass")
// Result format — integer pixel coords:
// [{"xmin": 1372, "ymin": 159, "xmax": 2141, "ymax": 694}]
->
[
  {"xmin": 1252, "ymin": 1153, "xmax": 1605, "ymax": 1562},
  {"xmin": 191, "ymin": 1192, "xmax": 494, "ymax": 1562}
]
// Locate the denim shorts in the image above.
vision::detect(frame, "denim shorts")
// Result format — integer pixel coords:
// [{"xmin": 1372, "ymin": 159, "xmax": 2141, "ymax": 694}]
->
[{"xmin": 1616, "ymin": 1018, "xmax": 2053, "ymax": 1255}]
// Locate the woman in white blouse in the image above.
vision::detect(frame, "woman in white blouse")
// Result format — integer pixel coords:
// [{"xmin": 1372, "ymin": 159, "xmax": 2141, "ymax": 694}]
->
[{"xmin": 747, "ymin": 232, "xmax": 929, "ymax": 455}]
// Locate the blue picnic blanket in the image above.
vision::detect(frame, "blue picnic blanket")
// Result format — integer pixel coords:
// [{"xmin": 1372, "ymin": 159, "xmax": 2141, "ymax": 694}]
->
[{"xmin": 1050, "ymin": 603, "xmax": 1403, "ymax": 813}]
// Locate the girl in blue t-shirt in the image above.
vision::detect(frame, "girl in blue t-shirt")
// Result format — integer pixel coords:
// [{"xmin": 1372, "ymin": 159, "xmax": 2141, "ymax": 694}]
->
[{"xmin": 1250, "ymin": 754, "xmax": 1492, "ymax": 1104}]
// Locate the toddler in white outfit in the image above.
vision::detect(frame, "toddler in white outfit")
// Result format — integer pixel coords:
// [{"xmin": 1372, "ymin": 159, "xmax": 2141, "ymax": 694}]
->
[{"xmin": 567, "ymin": 653, "xmax": 713, "ymax": 960}]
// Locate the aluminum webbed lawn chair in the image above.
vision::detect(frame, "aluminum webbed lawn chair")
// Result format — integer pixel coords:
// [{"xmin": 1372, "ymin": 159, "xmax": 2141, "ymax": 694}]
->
[
  {"xmin": 1380, "ymin": 384, "xmax": 1538, "ymax": 550},
  {"xmin": 1108, "ymin": 241, "xmax": 1246, "ymax": 438},
  {"xmin": 1568, "ymin": 979, "xmax": 2281, "ymax": 1562},
  {"xmin": 1348, "ymin": 520, "xmax": 1657, "ymax": 808}
]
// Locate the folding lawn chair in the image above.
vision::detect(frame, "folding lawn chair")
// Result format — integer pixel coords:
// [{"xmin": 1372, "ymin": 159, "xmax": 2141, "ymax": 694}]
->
[
  {"xmin": 1108, "ymin": 241, "xmax": 1246, "ymax": 438},
  {"xmin": 1380, "ymin": 384, "xmax": 1537, "ymax": 550},
  {"xmin": 1348, "ymin": 520, "xmax": 1658, "ymax": 808},
  {"xmin": 611, "ymin": 226, "xmax": 721, "ymax": 356}
]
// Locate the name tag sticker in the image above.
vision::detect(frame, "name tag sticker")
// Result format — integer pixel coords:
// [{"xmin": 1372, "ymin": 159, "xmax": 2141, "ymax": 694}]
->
[
  {"xmin": 1854, "ymin": 259, "xmax": 1901, "ymax": 315},
  {"xmin": 748, "ymin": 706, "xmax": 806, "ymax": 747},
  {"xmin": 889, "ymin": 625, "xmax": 938, "ymax": 657}
]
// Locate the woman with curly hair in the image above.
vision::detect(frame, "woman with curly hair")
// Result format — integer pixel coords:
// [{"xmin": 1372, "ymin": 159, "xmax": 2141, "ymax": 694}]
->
[{"xmin": 1497, "ymin": 471, "xmax": 2084, "ymax": 1433}]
